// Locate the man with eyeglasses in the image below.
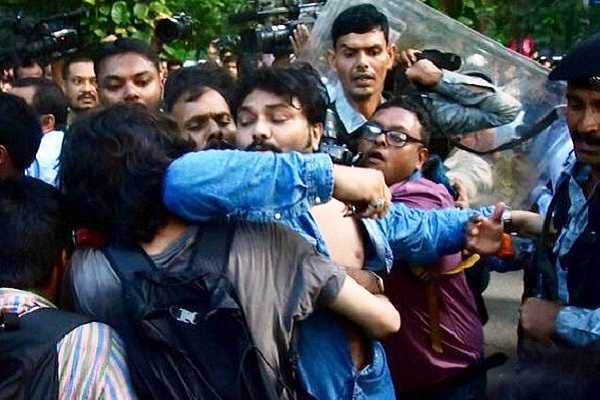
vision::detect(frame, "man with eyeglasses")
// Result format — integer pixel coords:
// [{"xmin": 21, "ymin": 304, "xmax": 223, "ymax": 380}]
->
[{"xmin": 357, "ymin": 95, "xmax": 488, "ymax": 399}]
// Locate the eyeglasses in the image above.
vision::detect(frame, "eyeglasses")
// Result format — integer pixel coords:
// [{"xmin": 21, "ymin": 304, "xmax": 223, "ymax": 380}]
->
[{"xmin": 360, "ymin": 122, "xmax": 426, "ymax": 148}]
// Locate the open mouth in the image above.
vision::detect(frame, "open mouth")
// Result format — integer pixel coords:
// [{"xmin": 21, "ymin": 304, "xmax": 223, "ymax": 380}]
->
[
  {"xmin": 366, "ymin": 150, "xmax": 385, "ymax": 163},
  {"xmin": 353, "ymin": 74, "xmax": 374, "ymax": 86}
]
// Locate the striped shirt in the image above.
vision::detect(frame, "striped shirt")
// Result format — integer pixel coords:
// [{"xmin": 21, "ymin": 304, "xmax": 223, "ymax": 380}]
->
[{"xmin": 0, "ymin": 288, "xmax": 137, "ymax": 399}]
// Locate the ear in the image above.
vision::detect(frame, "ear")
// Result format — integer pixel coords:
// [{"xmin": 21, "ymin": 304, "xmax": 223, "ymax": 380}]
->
[
  {"xmin": 310, "ymin": 122, "xmax": 323, "ymax": 152},
  {"xmin": 39, "ymin": 114, "xmax": 55, "ymax": 133},
  {"xmin": 416, "ymin": 147, "xmax": 429, "ymax": 169},
  {"xmin": 327, "ymin": 49, "xmax": 337, "ymax": 71},
  {"xmin": 386, "ymin": 43, "xmax": 397, "ymax": 70}
]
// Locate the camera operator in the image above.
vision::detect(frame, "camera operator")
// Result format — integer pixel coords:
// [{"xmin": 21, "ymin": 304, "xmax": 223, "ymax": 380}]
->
[{"xmin": 325, "ymin": 4, "xmax": 521, "ymax": 163}]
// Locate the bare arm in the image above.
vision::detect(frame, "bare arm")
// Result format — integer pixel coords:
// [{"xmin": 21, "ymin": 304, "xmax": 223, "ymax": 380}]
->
[
  {"xmin": 327, "ymin": 275, "xmax": 400, "ymax": 339},
  {"xmin": 512, "ymin": 210, "xmax": 553, "ymax": 239}
]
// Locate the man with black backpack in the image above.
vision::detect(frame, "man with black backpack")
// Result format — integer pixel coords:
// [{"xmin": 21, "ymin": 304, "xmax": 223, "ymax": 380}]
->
[
  {"xmin": 0, "ymin": 176, "xmax": 136, "ymax": 399},
  {"xmin": 59, "ymin": 104, "xmax": 400, "ymax": 399}
]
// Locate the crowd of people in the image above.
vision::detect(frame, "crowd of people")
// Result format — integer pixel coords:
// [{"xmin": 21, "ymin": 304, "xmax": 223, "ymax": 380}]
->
[{"xmin": 0, "ymin": 3, "xmax": 599, "ymax": 400}]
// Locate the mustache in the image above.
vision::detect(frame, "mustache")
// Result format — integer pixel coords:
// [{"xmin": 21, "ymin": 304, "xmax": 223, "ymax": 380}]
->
[
  {"xmin": 571, "ymin": 132, "xmax": 600, "ymax": 147},
  {"xmin": 77, "ymin": 93, "xmax": 97, "ymax": 100},
  {"xmin": 246, "ymin": 141, "xmax": 282, "ymax": 153}
]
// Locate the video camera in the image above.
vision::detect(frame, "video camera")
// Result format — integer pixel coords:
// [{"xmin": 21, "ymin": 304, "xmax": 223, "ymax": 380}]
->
[
  {"xmin": 230, "ymin": 0, "xmax": 326, "ymax": 56},
  {"xmin": 0, "ymin": 7, "xmax": 86, "ymax": 68}
]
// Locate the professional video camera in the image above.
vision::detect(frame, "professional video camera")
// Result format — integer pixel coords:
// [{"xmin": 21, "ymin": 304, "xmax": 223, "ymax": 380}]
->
[
  {"xmin": 0, "ymin": 7, "xmax": 86, "ymax": 68},
  {"xmin": 154, "ymin": 12, "xmax": 194, "ymax": 43},
  {"xmin": 230, "ymin": 0, "xmax": 326, "ymax": 56}
]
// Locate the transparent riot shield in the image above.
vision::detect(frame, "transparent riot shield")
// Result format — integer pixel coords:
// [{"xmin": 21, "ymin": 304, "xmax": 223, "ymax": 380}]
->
[{"xmin": 302, "ymin": 0, "xmax": 569, "ymax": 210}]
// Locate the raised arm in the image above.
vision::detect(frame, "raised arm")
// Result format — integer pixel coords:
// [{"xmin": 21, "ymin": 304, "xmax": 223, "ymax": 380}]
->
[
  {"xmin": 429, "ymin": 69, "xmax": 522, "ymax": 132},
  {"xmin": 401, "ymin": 51, "xmax": 521, "ymax": 134},
  {"xmin": 164, "ymin": 150, "xmax": 334, "ymax": 222},
  {"xmin": 163, "ymin": 149, "xmax": 391, "ymax": 222}
]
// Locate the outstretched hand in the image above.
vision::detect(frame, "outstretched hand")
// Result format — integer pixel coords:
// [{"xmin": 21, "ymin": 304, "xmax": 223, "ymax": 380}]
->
[
  {"xmin": 464, "ymin": 203, "xmax": 505, "ymax": 255},
  {"xmin": 332, "ymin": 165, "xmax": 391, "ymax": 219}
]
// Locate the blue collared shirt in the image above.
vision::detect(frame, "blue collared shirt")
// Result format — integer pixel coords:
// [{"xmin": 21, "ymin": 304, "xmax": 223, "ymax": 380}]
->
[{"xmin": 554, "ymin": 161, "xmax": 600, "ymax": 349}]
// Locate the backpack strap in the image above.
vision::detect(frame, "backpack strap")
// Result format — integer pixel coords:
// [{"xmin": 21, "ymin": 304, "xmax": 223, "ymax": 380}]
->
[
  {"xmin": 190, "ymin": 220, "xmax": 237, "ymax": 275},
  {"xmin": 1, "ymin": 307, "xmax": 92, "ymax": 342},
  {"xmin": 102, "ymin": 243, "xmax": 155, "ymax": 281},
  {"xmin": 530, "ymin": 173, "xmax": 569, "ymax": 301},
  {"xmin": 0, "ymin": 307, "xmax": 92, "ymax": 400}
]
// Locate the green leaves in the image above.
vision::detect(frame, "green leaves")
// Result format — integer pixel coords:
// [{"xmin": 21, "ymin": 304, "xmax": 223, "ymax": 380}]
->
[
  {"xmin": 133, "ymin": 3, "xmax": 149, "ymax": 20},
  {"xmin": 110, "ymin": 1, "xmax": 130, "ymax": 25}
]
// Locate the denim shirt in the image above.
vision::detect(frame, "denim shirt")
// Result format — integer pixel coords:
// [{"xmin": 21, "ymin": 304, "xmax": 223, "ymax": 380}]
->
[
  {"xmin": 554, "ymin": 161, "xmax": 600, "ymax": 349},
  {"xmin": 163, "ymin": 150, "xmax": 492, "ymax": 271},
  {"xmin": 328, "ymin": 70, "xmax": 521, "ymax": 136},
  {"xmin": 163, "ymin": 149, "xmax": 493, "ymax": 398}
]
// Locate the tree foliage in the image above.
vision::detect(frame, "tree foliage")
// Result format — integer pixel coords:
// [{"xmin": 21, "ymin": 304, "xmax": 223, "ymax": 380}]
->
[
  {"xmin": 422, "ymin": 0, "xmax": 600, "ymax": 54},
  {"xmin": 0, "ymin": 0, "xmax": 244, "ymax": 61},
  {"xmin": 0, "ymin": 0, "xmax": 598, "ymax": 61}
]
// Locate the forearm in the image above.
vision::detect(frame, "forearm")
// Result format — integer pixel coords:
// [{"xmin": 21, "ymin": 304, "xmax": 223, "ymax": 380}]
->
[
  {"xmin": 163, "ymin": 150, "xmax": 333, "ymax": 222},
  {"xmin": 328, "ymin": 275, "xmax": 400, "ymax": 339},
  {"xmin": 429, "ymin": 70, "xmax": 521, "ymax": 133},
  {"xmin": 381, "ymin": 203, "xmax": 486, "ymax": 264},
  {"xmin": 512, "ymin": 210, "xmax": 547, "ymax": 238}
]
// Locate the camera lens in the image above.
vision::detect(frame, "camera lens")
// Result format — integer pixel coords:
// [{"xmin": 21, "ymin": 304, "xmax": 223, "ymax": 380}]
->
[
  {"xmin": 155, "ymin": 18, "xmax": 180, "ymax": 42},
  {"xmin": 155, "ymin": 14, "xmax": 192, "ymax": 42},
  {"xmin": 257, "ymin": 24, "xmax": 294, "ymax": 55}
]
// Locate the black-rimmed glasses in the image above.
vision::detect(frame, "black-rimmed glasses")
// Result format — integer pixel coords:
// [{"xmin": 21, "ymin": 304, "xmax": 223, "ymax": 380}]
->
[{"xmin": 360, "ymin": 122, "xmax": 426, "ymax": 148}]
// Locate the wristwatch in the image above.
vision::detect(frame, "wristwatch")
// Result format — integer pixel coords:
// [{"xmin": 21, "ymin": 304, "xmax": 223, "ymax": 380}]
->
[
  {"xmin": 501, "ymin": 206, "xmax": 513, "ymax": 233},
  {"xmin": 367, "ymin": 270, "xmax": 385, "ymax": 294}
]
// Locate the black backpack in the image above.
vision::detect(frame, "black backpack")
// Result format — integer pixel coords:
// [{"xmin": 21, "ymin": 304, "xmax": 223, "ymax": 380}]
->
[
  {"xmin": 0, "ymin": 307, "xmax": 92, "ymax": 400},
  {"xmin": 101, "ymin": 221, "xmax": 292, "ymax": 400}
]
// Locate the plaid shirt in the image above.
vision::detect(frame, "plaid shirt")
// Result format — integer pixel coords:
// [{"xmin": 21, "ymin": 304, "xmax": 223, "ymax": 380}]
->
[{"xmin": 0, "ymin": 288, "xmax": 136, "ymax": 399}]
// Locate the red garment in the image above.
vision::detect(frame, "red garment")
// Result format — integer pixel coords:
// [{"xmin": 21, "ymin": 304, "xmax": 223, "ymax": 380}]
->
[{"xmin": 384, "ymin": 178, "xmax": 484, "ymax": 392}]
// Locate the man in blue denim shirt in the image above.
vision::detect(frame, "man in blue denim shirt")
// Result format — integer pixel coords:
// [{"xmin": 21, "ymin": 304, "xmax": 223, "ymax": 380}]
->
[{"xmin": 163, "ymin": 64, "xmax": 504, "ymax": 398}]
